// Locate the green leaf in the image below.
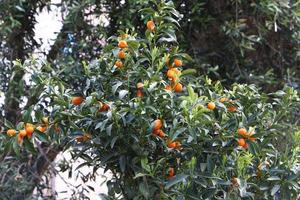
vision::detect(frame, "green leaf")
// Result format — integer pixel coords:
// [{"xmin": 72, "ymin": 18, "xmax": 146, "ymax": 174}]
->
[{"xmin": 165, "ymin": 174, "xmax": 188, "ymax": 189}]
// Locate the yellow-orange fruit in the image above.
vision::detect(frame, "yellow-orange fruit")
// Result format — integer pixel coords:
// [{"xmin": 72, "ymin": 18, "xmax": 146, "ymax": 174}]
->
[
  {"xmin": 137, "ymin": 82, "xmax": 144, "ymax": 89},
  {"xmin": 118, "ymin": 51, "xmax": 126, "ymax": 59},
  {"xmin": 7, "ymin": 129, "xmax": 16, "ymax": 137},
  {"xmin": 238, "ymin": 138, "xmax": 246, "ymax": 147},
  {"xmin": 173, "ymin": 58, "xmax": 182, "ymax": 67},
  {"xmin": 238, "ymin": 128, "xmax": 247, "ymax": 136},
  {"xmin": 115, "ymin": 60, "xmax": 123, "ymax": 68},
  {"xmin": 118, "ymin": 40, "xmax": 128, "ymax": 48},
  {"xmin": 19, "ymin": 129, "xmax": 27, "ymax": 137},
  {"xmin": 219, "ymin": 97, "xmax": 228, "ymax": 103},
  {"xmin": 37, "ymin": 126, "xmax": 47, "ymax": 133},
  {"xmin": 153, "ymin": 119, "xmax": 162, "ymax": 130},
  {"xmin": 72, "ymin": 96, "xmax": 84, "ymax": 105},
  {"xmin": 17, "ymin": 133, "xmax": 24, "ymax": 144},
  {"xmin": 25, "ymin": 125, "xmax": 35, "ymax": 138},
  {"xmin": 168, "ymin": 142, "xmax": 177, "ymax": 149},
  {"xmin": 207, "ymin": 102, "xmax": 216, "ymax": 110},
  {"xmin": 146, "ymin": 20, "xmax": 155, "ymax": 31},
  {"xmin": 174, "ymin": 83, "xmax": 183, "ymax": 93}
]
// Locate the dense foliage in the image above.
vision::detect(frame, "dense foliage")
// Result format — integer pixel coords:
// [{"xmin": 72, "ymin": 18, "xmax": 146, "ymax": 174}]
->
[{"xmin": 0, "ymin": 0, "xmax": 299, "ymax": 199}]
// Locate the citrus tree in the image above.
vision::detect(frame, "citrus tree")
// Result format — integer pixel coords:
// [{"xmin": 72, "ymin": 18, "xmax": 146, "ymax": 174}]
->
[{"xmin": 1, "ymin": 1, "xmax": 300, "ymax": 199}]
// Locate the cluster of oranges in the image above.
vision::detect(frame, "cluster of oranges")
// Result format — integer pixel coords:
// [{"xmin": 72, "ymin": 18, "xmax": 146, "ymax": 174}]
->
[
  {"xmin": 237, "ymin": 128, "xmax": 256, "ymax": 149},
  {"xmin": 151, "ymin": 118, "xmax": 182, "ymax": 179},
  {"xmin": 6, "ymin": 117, "xmax": 48, "ymax": 145},
  {"xmin": 219, "ymin": 97, "xmax": 237, "ymax": 112},
  {"xmin": 71, "ymin": 96, "xmax": 110, "ymax": 112},
  {"xmin": 115, "ymin": 40, "xmax": 128, "ymax": 69},
  {"xmin": 165, "ymin": 58, "xmax": 183, "ymax": 93}
]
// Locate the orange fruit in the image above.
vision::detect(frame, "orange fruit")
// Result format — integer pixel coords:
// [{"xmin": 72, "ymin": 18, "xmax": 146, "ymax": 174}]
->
[
  {"xmin": 17, "ymin": 133, "xmax": 24, "ymax": 145},
  {"xmin": 165, "ymin": 85, "xmax": 172, "ymax": 91},
  {"xmin": 171, "ymin": 68, "xmax": 181, "ymax": 75},
  {"xmin": 207, "ymin": 102, "xmax": 216, "ymax": 110},
  {"xmin": 118, "ymin": 40, "xmax": 127, "ymax": 48},
  {"xmin": 153, "ymin": 119, "xmax": 162, "ymax": 131},
  {"xmin": 238, "ymin": 128, "xmax": 247, "ymax": 136},
  {"xmin": 168, "ymin": 142, "xmax": 177, "ymax": 149},
  {"xmin": 173, "ymin": 58, "xmax": 182, "ymax": 67},
  {"xmin": 137, "ymin": 82, "xmax": 144, "ymax": 89},
  {"xmin": 99, "ymin": 102, "xmax": 110, "ymax": 112},
  {"xmin": 227, "ymin": 105, "xmax": 237, "ymax": 112},
  {"xmin": 115, "ymin": 60, "xmax": 123, "ymax": 68},
  {"xmin": 174, "ymin": 83, "xmax": 183, "ymax": 93},
  {"xmin": 167, "ymin": 69, "xmax": 176, "ymax": 79},
  {"xmin": 168, "ymin": 167, "xmax": 175, "ymax": 178},
  {"xmin": 83, "ymin": 133, "xmax": 92, "ymax": 141},
  {"xmin": 146, "ymin": 20, "xmax": 155, "ymax": 31},
  {"xmin": 72, "ymin": 96, "xmax": 84, "ymax": 105},
  {"xmin": 249, "ymin": 137, "xmax": 256, "ymax": 142},
  {"xmin": 37, "ymin": 126, "xmax": 47, "ymax": 133},
  {"xmin": 25, "ymin": 124, "xmax": 35, "ymax": 138},
  {"xmin": 19, "ymin": 129, "xmax": 27, "ymax": 137},
  {"xmin": 118, "ymin": 51, "xmax": 126, "ymax": 59},
  {"xmin": 219, "ymin": 97, "xmax": 228, "ymax": 103},
  {"xmin": 152, "ymin": 129, "xmax": 160, "ymax": 136},
  {"xmin": 136, "ymin": 89, "xmax": 143, "ymax": 97},
  {"xmin": 7, "ymin": 129, "xmax": 16, "ymax": 137},
  {"xmin": 238, "ymin": 138, "xmax": 246, "ymax": 147},
  {"xmin": 175, "ymin": 141, "xmax": 182, "ymax": 149},
  {"xmin": 158, "ymin": 130, "xmax": 165, "ymax": 138}
]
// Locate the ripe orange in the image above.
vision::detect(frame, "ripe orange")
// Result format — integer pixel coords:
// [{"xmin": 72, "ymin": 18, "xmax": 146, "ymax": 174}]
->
[
  {"xmin": 19, "ymin": 129, "xmax": 27, "ymax": 137},
  {"xmin": 146, "ymin": 20, "xmax": 155, "ymax": 31},
  {"xmin": 136, "ymin": 89, "xmax": 143, "ymax": 97},
  {"xmin": 249, "ymin": 137, "xmax": 256, "ymax": 142},
  {"xmin": 76, "ymin": 136, "xmax": 84, "ymax": 143},
  {"xmin": 173, "ymin": 58, "xmax": 182, "ymax": 67},
  {"xmin": 165, "ymin": 85, "xmax": 172, "ymax": 91},
  {"xmin": 207, "ymin": 102, "xmax": 216, "ymax": 110},
  {"xmin": 238, "ymin": 138, "xmax": 246, "ymax": 147},
  {"xmin": 158, "ymin": 130, "xmax": 165, "ymax": 138},
  {"xmin": 72, "ymin": 96, "xmax": 84, "ymax": 105},
  {"xmin": 37, "ymin": 126, "xmax": 47, "ymax": 133},
  {"xmin": 219, "ymin": 97, "xmax": 228, "ymax": 103},
  {"xmin": 168, "ymin": 167, "xmax": 175, "ymax": 178},
  {"xmin": 25, "ymin": 124, "xmax": 35, "ymax": 138},
  {"xmin": 175, "ymin": 141, "xmax": 181, "ymax": 149},
  {"xmin": 115, "ymin": 60, "xmax": 123, "ymax": 68},
  {"xmin": 238, "ymin": 128, "xmax": 247, "ymax": 136},
  {"xmin": 118, "ymin": 51, "xmax": 126, "ymax": 59},
  {"xmin": 227, "ymin": 105, "xmax": 237, "ymax": 112},
  {"xmin": 99, "ymin": 102, "xmax": 110, "ymax": 112},
  {"xmin": 153, "ymin": 119, "xmax": 162, "ymax": 130},
  {"xmin": 137, "ymin": 82, "xmax": 144, "ymax": 89},
  {"xmin": 7, "ymin": 129, "xmax": 16, "ymax": 137},
  {"xmin": 174, "ymin": 83, "xmax": 183, "ymax": 93},
  {"xmin": 152, "ymin": 129, "xmax": 160, "ymax": 136},
  {"xmin": 167, "ymin": 69, "xmax": 176, "ymax": 79},
  {"xmin": 171, "ymin": 68, "xmax": 181, "ymax": 75},
  {"xmin": 168, "ymin": 142, "xmax": 176, "ymax": 149},
  {"xmin": 118, "ymin": 40, "xmax": 127, "ymax": 48}
]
